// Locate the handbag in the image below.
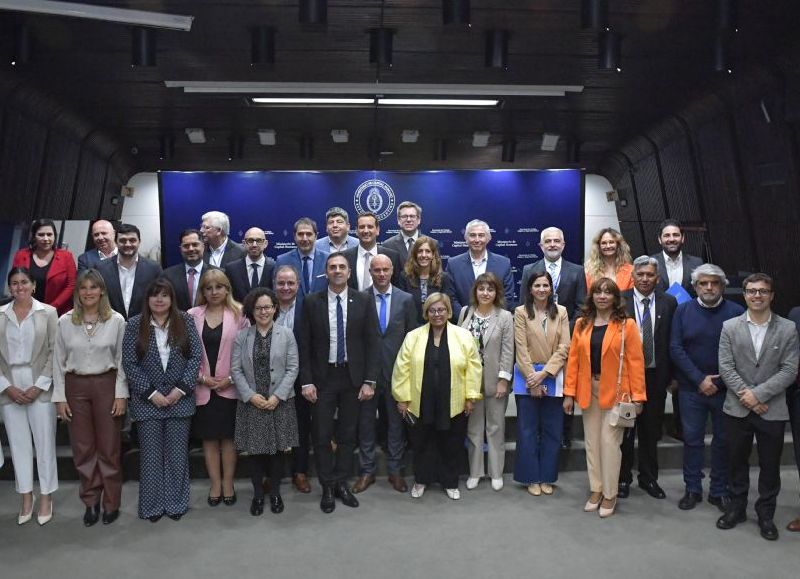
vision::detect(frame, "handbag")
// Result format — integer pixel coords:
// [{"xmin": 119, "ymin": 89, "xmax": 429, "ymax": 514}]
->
[{"xmin": 609, "ymin": 320, "xmax": 637, "ymax": 428}]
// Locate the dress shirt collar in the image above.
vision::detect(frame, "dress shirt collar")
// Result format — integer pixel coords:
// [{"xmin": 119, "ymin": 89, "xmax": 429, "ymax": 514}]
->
[
  {"xmin": 697, "ymin": 296, "xmax": 724, "ymax": 309},
  {"xmin": 401, "ymin": 232, "xmax": 418, "ymax": 245},
  {"xmin": 1, "ymin": 298, "xmax": 45, "ymax": 320},
  {"xmin": 99, "ymin": 247, "xmax": 118, "ymax": 260},
  {"xmin": 184, "ymin": 261, "xmax": 204, "ymax": 274},
  {"xmin": 375, "ymin": 285, "xmax": 393, "ymax": 298},
  {"xmin": 246, "ymin": 255, "xmax": 266, "ymax": 267},
  {"xmin": 358, "ymin": 244, "xmax": 377, "ymax": 258},
  {"xmin": 470, "ymin": 251, "xmax": 488, "ymax": 266},
  {"xmin": 633, "ymin": 288, "xmax": 655, "ymax": 303},
  {"xmin": 663, "ymin": 250, "xmax": 683, "ymax": 264},
  {"xmin": 328, "ymin": 287, "xmax": 348, "ymax": 300},
  {"xmin": 746, "ymin": 311, "xmax": 771, "ymax": 327}
]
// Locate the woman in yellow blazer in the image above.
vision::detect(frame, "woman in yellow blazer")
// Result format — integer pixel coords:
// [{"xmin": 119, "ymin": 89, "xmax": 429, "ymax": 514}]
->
[
  {"xmin": 393, "ymin": 292, "xmax": 482, "ymax": 500},
  {"xmin": 564, "ymin": 277, "xmax": 646, "ymax": 518}
]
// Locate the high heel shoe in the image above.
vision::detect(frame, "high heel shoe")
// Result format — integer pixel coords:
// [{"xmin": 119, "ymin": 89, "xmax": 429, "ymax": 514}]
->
[
  {"xmin": 37, "ymin": 497, "xmax": 54, "ymax": 526},
  {"xmin": 584, "ymin": 492, "xmax": 602, "ymax": 512},
  {"xmin": 599, "ymin": 497, "xmax": 617, "ymax": 518},
  {"xmin": 18, "ymin": 496, "xmax": 35, "ymax": 525},
  {"xmin": 222, "ymin": 492, "xmax": 237, "ymax": 506}
]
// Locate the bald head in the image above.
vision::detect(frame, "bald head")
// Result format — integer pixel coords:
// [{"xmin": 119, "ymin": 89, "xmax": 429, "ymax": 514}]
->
[
  {"xmin": 369, "ymin": 254, "xmax": 394, "ymax": 293},
  {"xmin": 243, "ymin": 227, "xmax": 267, "ymax": 260},
  {"xmin": 91, "ymin": 220, "xmax": 116, "ymax": 255}
]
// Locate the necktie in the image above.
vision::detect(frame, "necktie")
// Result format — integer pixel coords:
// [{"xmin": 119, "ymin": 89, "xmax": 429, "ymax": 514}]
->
[
  {"xmin": 378, "ymin": 293, "xmax": 388, "ymax": 334},
  {"xmin": 407, "ymin": 237, "xmax": 414, "ymax": 252},
  {"xmin": 362, "ymin": 251, "xmax": 373, "ymax": 290},
  {"xmin": 641, "ymin": 297, "xmax": 654, "ymax": 366},
  {"xmin": 250, "ymin": 263, "xmax": 259, "ymax": 289},
  {"xmin": 302, "ymin": 256, "xmax": 310, "ymax": 294},
  {"xmin": 336, "ymin": 295, "xmax": 346, "ymax": 364},
  {"xmin": 187, "ymin": 268, "xmax": 197, "ymax": 307}
]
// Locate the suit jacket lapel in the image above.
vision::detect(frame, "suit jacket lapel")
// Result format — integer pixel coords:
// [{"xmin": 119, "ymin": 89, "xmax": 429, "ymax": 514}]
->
[
  {"xmin": 737, "ymin": 316, "xmax": 758, "ymax": 365},
  {"xmin": 0, "ymin": 315, "xmax": 9, "ymax": 363}
]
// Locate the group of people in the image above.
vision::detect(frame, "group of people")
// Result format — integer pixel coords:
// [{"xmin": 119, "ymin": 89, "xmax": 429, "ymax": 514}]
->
[{"xmin": 1, "ymin": 208, "xmax": 799, "ymax": 543}]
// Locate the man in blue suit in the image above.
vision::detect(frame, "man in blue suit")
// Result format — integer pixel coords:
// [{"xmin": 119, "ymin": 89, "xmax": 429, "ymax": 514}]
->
[
  {"xmin": 275, "ymin": 217, "xmax": 328, "ymax": 302},
  {"xmin": 446, "ymin": 219, "xmax": 515, "ymax": 308},
  {"xmin": 77, "ymin": 219, "xmax": 117, "ymax": 271}
]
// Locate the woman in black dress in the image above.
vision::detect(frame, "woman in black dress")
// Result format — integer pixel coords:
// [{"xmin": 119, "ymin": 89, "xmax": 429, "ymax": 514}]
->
[
  {"xmin": 231, "ymin": 288, "xmax": 299, "ymax": 516},
  {"xmin": 187, "ymin": 270, "xmax": 249, "ymax": 506}
]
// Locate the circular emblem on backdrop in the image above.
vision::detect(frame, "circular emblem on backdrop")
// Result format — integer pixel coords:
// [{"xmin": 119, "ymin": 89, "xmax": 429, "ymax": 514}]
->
[{"xmin": 353, "ymin": 179, "xmax": 395, "ymax": 222}]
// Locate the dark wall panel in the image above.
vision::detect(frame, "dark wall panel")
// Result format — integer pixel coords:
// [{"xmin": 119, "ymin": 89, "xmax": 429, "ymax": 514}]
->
[
  {"xmin": 659, "ymin": 135, "xmax": 701, "ymax": 222},
  {"xmin": 1, "ymin": 112, "xmax": 47, "ymax": 221}
]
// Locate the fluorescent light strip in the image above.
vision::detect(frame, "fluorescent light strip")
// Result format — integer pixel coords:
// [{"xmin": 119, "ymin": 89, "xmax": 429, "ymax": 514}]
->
[
  {"xmin": 378, "ymin": 98, "xmax": 498, "ymax": 106},
  {"xmin": 251, "ymin": 97, "xmax": 498, "ymax": 107},
  {"xmin": 0, "ymin": 0, "xmax": 193, "ymax": 31},
  {"xmin": 252, "ymin": 97, "xmax": 375, "ymax": 105}
]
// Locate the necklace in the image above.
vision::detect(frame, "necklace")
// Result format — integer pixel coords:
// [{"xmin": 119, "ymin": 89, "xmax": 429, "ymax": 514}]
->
[{"xmin": 83, "ymin": 313, "xmax": 100, "ymax": 336}]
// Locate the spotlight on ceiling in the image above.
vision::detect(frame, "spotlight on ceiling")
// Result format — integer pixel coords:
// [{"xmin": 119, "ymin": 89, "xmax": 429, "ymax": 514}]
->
[
  {"xmin": 300, "ymin": 136, "xmax": 314, "ymax": 159},
  {"xmin": 131, "ymin": 27, "xmax": 156, "ymax": 66},
  {"xmin": 501, "ymin": 139, "xmax": 517, "ymax": 163},
  {"xmin": 541, "ymin": 133, "xmax": 560, "ymax": 151},
  {"xmin": 472, "ymin": 131, "xmax": 491, "ymax": 147},
  {"xmin": 485, "ymin": 29, "xmax": 509, "ymax": 69},
  {"xmin": 598, "ymin": 29, "xmax": 622, "ymax": 71},
  {"xmin": 299, "ymin": 0, "xmax": 327, "ymax": 24},
  {"xmin": 251, "ymin": 26, "xmax": 275, "ymax": 65},
  {"xmin": 369, "ymin": 28, "xmax": 395, "ymax": 67},
  {"xmin": 257, "ymin": 129, "xmax": 276, "ymax": 145},
  {"xmin": 331, "ymin": 129, "xmax": 349, "ymax": 143},
  {"xmin": 159, "ymin": 135, "xmax": 175, "ymax": 160},
  {"xmin": 442, "ymin": 0, "xmax": 470, "ymax": 25},
  {"xmin": 434, "ymin": 139, "xmax": 448, "ymax": 161},
  {"xmin": 580, "ymin": 0, "xmax": 608, "ymax": 30},
  {"xmin": 185, "ymin": 128, "xmax": 206, "ymax": 144},
  {"xmin": 401, "ymin": 129, "xmax": 420, "ymax": 143}
]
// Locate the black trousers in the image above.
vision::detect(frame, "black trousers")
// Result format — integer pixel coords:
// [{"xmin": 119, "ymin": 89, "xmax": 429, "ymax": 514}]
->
[
  {"xmin": 726, "ymin": 412, "xmax": 785, "ymax": 521},
  {"xmin": 250, "ymin": 454, "xmax": 285, "ymax": 499},
  {"xmin": 311, "ymin": 366, "xmax": 359, "ymax": 486},
  {"xmin": 787, "ymin": 383, "xmax": 800, "ymax": 479},
  {"xmin": 620, "ymin": 368, "xmax": 666, "ymax": 485},
  {"xmin": 291, "ymin": 381, "xmax": 312, "ymax": 475},
  {"xmin": 407, "ymin": 412, "xmax": 467, "ymax": 489}
]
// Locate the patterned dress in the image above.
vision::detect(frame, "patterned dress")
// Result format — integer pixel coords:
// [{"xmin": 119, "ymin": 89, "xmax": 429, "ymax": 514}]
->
[{"xmin": 234, "ymin": 328, "xmax": 299, "ymax": 455}]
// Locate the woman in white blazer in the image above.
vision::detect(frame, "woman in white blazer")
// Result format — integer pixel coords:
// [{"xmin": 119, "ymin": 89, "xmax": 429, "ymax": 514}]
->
[{"xmin": 0, "ymin": 267, "xmax": 59, "ymax": 525}]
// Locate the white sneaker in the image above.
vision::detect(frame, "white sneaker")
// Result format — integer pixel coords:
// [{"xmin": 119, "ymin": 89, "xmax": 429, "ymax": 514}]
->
[
  {"xmin": 491, "ymin": 478, "xmax": 504, "ymax": 491},
  {"xmin": 465, "ymin": 477, "xmax": 480, "ymax": 490},
  {"xmin": 411, "ymin": 483, "xmax": 426, "ymax": 498},
  {"xmin": 446, "ymin": 488, "xmax": 461, "ymax": 500}
]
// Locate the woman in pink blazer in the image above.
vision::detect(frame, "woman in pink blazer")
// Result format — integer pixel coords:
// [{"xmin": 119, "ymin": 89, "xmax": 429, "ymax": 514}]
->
[{"xmin": 188, "ymin": 270, "xmax": 249, "ymax": 506}]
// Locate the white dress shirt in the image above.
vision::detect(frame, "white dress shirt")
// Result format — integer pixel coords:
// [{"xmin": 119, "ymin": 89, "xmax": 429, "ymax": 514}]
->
[
  {"xmin": 373, "ymin": 286, "xmax": 392, "ymax": 321},
  {"xmin": 0, "ymin": 299, "xmax": 52, "ymax": 392},
  {"xmin": 327, "ymin": 288, "xmax": 348, "ymax": 363},
  {"xmin": 276, "ymin": 299, "xmax": 297, "ymax": 331},
  {"xmin": 117, "ymin": 255, "xmax": 139, "ymax": 316},
  {"xmin": 151, "ymin": 320, "xmax": 171, "ymax": 372},
  {"xmin": 356, "ymin": 245, "xmax": 376, "ymax": 291},
  {"xmin": 245, "ymin": 255, "xmax": 266, "ymax": 288},
  {"xmin": 471, "ymin": 251, "xmax": 488, "ymax": 278},
  {"xmin": 633, "ymin": 288, "xmax": 656, "ymax": 369},
  {"xmin": 544, "ymin": 257, "xmax": 563, "ymax": 294},
  {"xmin": 746, "ymin": 311, "xmax": 771, "ymax": 361},
  {"xmin": 663, "ymin": 251, "xmax": 684, "ymax": 288},
  {"xmin": 208, "ymin": 239, "xmax": 228, "ymax": 267}
]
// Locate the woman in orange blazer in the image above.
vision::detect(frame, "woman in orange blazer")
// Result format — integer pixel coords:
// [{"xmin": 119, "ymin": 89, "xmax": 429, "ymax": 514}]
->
[
  {"xmin": 564, "ymin": 277, "xmax": 646, "ymax": 518},
  {"xmin": 188, "ymin": 269, "xmax": 249, "ymax": 507},
  {"xmin": 13, "ymin": 219, "xmax": 77, "ymax": 316},
  {"xmin": 584, "ymin": 227, "xmax": 633, "ymax": 291}
]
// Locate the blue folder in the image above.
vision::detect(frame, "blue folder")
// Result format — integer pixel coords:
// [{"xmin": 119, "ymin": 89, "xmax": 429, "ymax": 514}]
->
[{"xmin": 512, "ymin": 364, "xmax": 562, "ymax": 397}]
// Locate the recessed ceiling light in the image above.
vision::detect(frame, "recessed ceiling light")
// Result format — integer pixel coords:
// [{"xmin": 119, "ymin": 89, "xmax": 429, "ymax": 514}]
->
[{"xmin": 252, "ymin": 97, "xmax": 374, "ymax": 105}]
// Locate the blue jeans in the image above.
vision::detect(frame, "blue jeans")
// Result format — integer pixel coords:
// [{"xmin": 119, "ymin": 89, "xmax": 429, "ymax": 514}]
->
[
  {"xmin": 513, "ymin": 395, "xmax": 563, "ymax": 484},
  {"xmin": 679, "ymin": 389, "xmax": 729, "ymax": 497}
]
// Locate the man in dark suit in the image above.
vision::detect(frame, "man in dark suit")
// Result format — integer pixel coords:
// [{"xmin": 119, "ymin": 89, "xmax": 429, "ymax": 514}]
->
[
  {"xmin": 77, "ymin": 219, "xmax": 117, "ymax": 271},
  {"xmin": 161, "ymin": 229, "xmax": 216, "ymax": 311},
  {"xmin": 618, "ymin": 256, "xmax": 677, "ymax": 500},
  {"xmin": 381, "ymin": 201, "xmax": 438, "ymax": 265},
  {"xmin": 651, "ymin": 219, "xmax": 702, "ymax": 441},
  {"xmin": 351, "ymin": 255, "xmax": 417, "ymax": 494},
  {"xmin": 343, "ymin": 212, "xmax": 402, "ymax": 291},
  {"xmin": 518, "ymin": 226, "xmax": 587, "ymax": 448},
  {"xmin": 785, "ymin": 305, "xmax": 800, "ymax": 533},
  {"xmin": 299, "ymin": 252, "xmax": 380, "ymax": 513},
  {"xmin": 446, "ymin": 219, "xmax": 515, "ymax": 308},
  {"xmin": 224, "ymin": 226, "xmax": 274, "ymax": 303},
  {"xmin": 275, "ymin": 217, "xmax": 328, "ymax": 303},
  {"xmin": 97, "ymin": 223, "xmax": 162, "ymax": 320},
  {"xmin": 200, "ymin": 210, "xmax": 245, "ymax": 268}
]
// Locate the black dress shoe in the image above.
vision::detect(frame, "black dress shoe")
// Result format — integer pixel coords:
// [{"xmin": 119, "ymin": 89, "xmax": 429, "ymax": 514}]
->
[
  {"xmin": 617, "ymin": 481, "xmax": 630, "ymax": 499},
  {"xmin": 716, "ymin": 509, "xmax": 746, "ymax": 530},
  {"xmin": 222, "ymin": 493, "xmax": 237, "ymax": 506},
  {"xmin": 758, "ymin": 519, "xmax": 779, "ymax": 541},
  {"xmin": 148, "ymin": 514, "xmax": 163, "ymax": 523},
  {"xmin": 678, "ymin": 491, "xmax": 703, "ymax": 511},
  {"xmin": 320, "ymin": 485, "xmax": 335, "ymax": 514},
  {"xmin": 270, "ymin": 495, "xmax": 284, "ymax": 514},
  {"xmin": 708, "ymin": 495, "xmax": 731, "ymax": 513},
  {"xmin": 207, "ymin": 495, "xmax": 222, "ymax": 507},
  {"xmin": 639, "ymin": 480, "xmax": 666, "ymax": 499},
  {"xmin": 334, "ymin": 483, "xmax": 359, "ymax": 508},
  {"xmin": 102, "ymin": 510, "xmax": 120, "ymax": 525},
  {"xmin": 83, "ymin": 503, "xmax": 101, "ymax": 527},
  {"xmin": 166, "ymin": 512, "xmax": 183, "ymax": 521},
  {"xmin": 250, "ymin": 498, "xmax": 265, "ymax": 516}
]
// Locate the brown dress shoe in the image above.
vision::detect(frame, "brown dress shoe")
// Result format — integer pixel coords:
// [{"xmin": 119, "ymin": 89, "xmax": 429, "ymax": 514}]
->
[
  {"xmin": 292, "ymin": 473, "xmax": 311, "ymax": 494},
  {"xmin": 787, "ymin": 518, "xmax": 800, "ymax": 532},
  {"xmin": 351, "ymin": 474, "xmax": 376, "ymax": 494},
  {"xmin": 388, "ymin": 474, "xmax": 408, "ymax": 493}
]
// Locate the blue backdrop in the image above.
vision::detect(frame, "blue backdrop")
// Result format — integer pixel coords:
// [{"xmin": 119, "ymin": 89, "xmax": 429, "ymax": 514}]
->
[{"xmin": 159, "ymin": 169, "xmax": 584, "ymax": 300}]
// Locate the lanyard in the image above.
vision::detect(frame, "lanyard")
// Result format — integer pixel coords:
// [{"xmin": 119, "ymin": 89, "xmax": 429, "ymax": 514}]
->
[{"xmin": 633, "ymin": 294, "xmax": 655, "ymax": 332}]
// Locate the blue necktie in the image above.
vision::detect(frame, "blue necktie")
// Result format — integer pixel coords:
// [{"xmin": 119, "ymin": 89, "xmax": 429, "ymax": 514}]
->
[
  {"xmin": 336, "ymin": 295, "xmax": 345, "ymax": 364},
  {"xmin": 641, "ymin": 297, "xmax": 654, "ymax": 366},
  {"xmin": 378, "ymin": 293, "xmax": 388, "ymax": 334},
  {"xmin": 302, "ymin": 256, "xmax": 311, "ymax": 294}
]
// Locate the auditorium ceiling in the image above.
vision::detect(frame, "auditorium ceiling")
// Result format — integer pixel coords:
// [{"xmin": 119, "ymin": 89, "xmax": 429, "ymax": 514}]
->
[{"xmin": 1, "ymin": 0, "xmax": 799, "ymax": 173}]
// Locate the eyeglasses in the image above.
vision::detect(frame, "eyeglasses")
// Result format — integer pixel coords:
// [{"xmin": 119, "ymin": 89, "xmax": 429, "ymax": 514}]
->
[
  {"xmin": 428, "ymin": 307, "xmax": 448, "ymax": 316},
  {"xmin": 744, "ymin": 288, "xmax": 772, "ymax": 296},
  {"xmin": 399, "ymin": 214, "xmax": 418, "ymax": 221},
  {"xmin": 253, "ymin": 304, "xmax": 275, "ymax": 312},
  {"xmin": 244, "ymin": 238, "xmax": 266, "ymax": 245}
]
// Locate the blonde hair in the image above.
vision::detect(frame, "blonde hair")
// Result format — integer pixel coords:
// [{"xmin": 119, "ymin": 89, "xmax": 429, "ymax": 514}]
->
[
  {"xmin": 422, "ymin": 292, "xmax": 452, "ymax": 321},
  {"xmin": 195, "ymin": 269, "xmax": 242, "ymax": 318},
  {"xmin": 584, "ymin": 227, "xmax": 632, "ymax": 282},
  {"xmin": 71, "ymin": 269, "xmax": 113, "ymax": 324}
]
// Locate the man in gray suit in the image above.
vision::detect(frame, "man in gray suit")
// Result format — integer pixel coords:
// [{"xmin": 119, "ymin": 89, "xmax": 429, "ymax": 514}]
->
[
  {"xmin": 352, "ymin": 254, "xmax": 417, "ymax": 494},
  {"xmin": 381, "ymin": 201, "xmax": 438, "ymax": 265},
  {"xmin": 717, "ymin": 273, "xmax": 799, "ymax": 541}
]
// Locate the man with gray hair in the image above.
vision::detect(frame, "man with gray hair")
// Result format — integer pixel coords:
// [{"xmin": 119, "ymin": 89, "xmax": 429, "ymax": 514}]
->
[
  {"xmin": 201, "ymin": 210, "xmax": 245, "ymax": 267},
  {"xmin": 670, "ymin": 263, "xmax": 744, "ymax": 512},
  {"xmin": 446, "ymin": 219, "xmax": 515, "ymax": 308},
  {"xmin": 315, "ymin": 207, "xmax": 360, "ymax": 253},
  {"xmin": 618, "ymin": 255, "xmax": 677, "ymax": 500}
]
